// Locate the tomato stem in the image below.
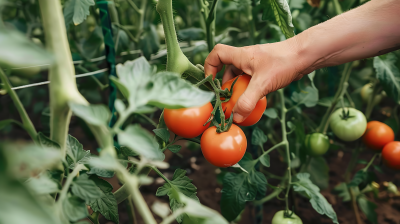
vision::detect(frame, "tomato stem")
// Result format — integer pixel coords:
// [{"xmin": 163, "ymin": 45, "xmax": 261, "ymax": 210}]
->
[
  {"xmin": 205, "ymin": 0, "xmax": 219, "ymax": 52},
  {"xmin": 0, "ymin": 68, "xmax": 38, "ymax": 143},
  {"xmin": 362, "ymin": 153, "xmax": 380, "ymax": 172}
]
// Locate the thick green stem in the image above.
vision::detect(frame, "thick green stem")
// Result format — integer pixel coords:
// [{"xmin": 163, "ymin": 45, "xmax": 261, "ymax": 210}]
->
[
  {"xmin": 135, "ymin": 0, "xmax": 147, "ymax": 40},
  {"xmin": 206, "ymin": 0, "xmax": 218, "ymax": 52},
  {"xmin": 127, "ymin": 196, "xmax": 138, "ymax": 224},
  {"xmin": 365, "ymin": 80, "xmax": 379, "ymax": 120},
  {"xmin": 0, "ymin": 68, "xmax": 37, "ymax": 142},
  {"xmin": 317, "ymin": 62, "xmax": 353, "ymax": 133},
  {"xmin": 349, "ymin": 187, "xmax": 363, "ymax": 224},
  {"xmin": 57, "ymin": 164, "xmax": 85, "ymax": 205},
  {"xmin": 322, "ymin": 82, "xmax": 349, "ymax": 134},
  {"xmin": 39, "ymin": 0, "xmax": 87, "ymax": 154},
  {"xmin": 246, "ymin": 4, "xmax": 256, "ymax": 45},
  {"xmin": 277, "ymin": 89, "xmax": 291, "ymax": 213},
  {"xmin": 88, "ymin": 212, "xmax": 100, "ymax": 224}
]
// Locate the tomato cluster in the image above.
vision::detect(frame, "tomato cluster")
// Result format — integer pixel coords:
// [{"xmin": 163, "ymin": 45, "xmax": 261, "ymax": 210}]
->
[{"xmin": 164, "ymin": 74, "xmax": 266, "ymax": 167}]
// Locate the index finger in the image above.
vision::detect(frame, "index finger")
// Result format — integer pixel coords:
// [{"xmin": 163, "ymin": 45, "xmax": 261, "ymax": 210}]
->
[{"xmin": 204, "ymin": 44, "xmax": 242, "ymax": 79}]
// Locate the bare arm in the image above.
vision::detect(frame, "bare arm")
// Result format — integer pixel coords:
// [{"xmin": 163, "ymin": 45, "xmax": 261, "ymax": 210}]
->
[{"xmin": 204, "ymin": 0, "xmax": 400, "ymax": 123}]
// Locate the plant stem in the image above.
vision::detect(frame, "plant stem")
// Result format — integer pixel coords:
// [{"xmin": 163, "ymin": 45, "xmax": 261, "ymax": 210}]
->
[
  {"xmin": 137, "ymin": 113, "xmax": 157, "ymax": 128},
  {"xmin": 349, "ymin": 187, "xmax": 363, "ymax": 224},
  {"xmin": 39, "ymin": 0, "xmax": 88, "ymax": 154},
  {"xmin": 333, "ymin": 0, "xmax": 343, "ymax": 15},
  {"xmin": 257, "ymin": 141, "xmax": 286, "ymax": 162},
  {"xmin": 317, "ymin": 62, "xmax": 353, "ymax": 133},
  {"xmin": 135, "ymin": 0, "xmax": 147, "ymax": 40},
  {"xmin": 362, "ymin": 153, "xmax": 379, "ymax": 172},
  {"xmin": 206, "ymin": 0, "xmax": 218, "ymax": 52},
  {"xmin": 88, "ymin": 212, "xmax": 100, "ymax": 224},
  {"xmin": 127, "ymin": 196, "xmax": 138, "ymax": 224},
  {"xmin": 277, "ymin": 89, "xmax": 291, "ymax": 213},
  {"xmin": 0, "ymin": 68, "xmax": 38, "ymax": 143},
  {"xmin": 322, "ymin": 82, "xmax": 349, "ymax": 134},
  {"xmin": 365, "ymin": 80, "xmax": 379, "ymax": 120},
  {"xmin": 57, "ymin": 164, "xmax": 85, "ymax": 205},
  {"xmin": 255, "ymin": 188, "xmax": 283, "ymax": 205},
  {"xmin": 160, "ymin": 208, "xmax": 185, "ymax": 224}
]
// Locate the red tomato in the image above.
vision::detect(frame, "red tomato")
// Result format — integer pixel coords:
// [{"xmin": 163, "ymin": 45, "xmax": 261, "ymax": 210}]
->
[
  {"xmin": 200, "ymin": 124, "xmax": 247, "ymax": 167},
  {"xmin": 221, "ymin": 74, "xmax": 267, "ymax": 126},
  {"xmin": 382, "ymin": 142, "xmax": 400, "ymax": 170},
  {"xmin": 164, "ymin": 103, "xmax": 213, "ymax": 138},
  {"xmin": 362, "ymin": 121, "xmax": 394, "ymax": 150}
]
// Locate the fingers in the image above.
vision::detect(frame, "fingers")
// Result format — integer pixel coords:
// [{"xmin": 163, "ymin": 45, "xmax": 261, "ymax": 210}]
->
[
  {"xmin": 204, "ymin": 44, "xmax": 254, "ymax": 79},
  {"xmin": 222, "ymin": 65, "xmax": 243, "ymax": 84},
  {"xmin": 232, "ymin": 77, "xmax": 264, "ymax": 123}
]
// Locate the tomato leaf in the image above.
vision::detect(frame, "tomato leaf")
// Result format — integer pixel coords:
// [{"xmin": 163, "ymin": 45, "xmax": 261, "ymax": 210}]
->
[
  {"xmin": 69, "ymin": 103, "xmax": 111, "ymax": 126},
  {"xmin": 37, "ymin": 132, "xmax": 61, "ymax": 150},
  {"xmin": 0, "ymin": 175, "xmax": 63, "ymax": 224},
  {"xmin": 332, "ymin": 182, "xmax": 351, "ymax": 202},
  {"xmin": 374, "ymin": 53, "xmax": 400, "ymax": 104},
  {"xmin": 291, "ymin": 86, "xmax": 319, "ymax": 107},
  {"xmin": 87, "ymin": 166, "xmax": 115, "ymax": 178},
  {"xmin": 168, "ymin": 145, "xmax": 182, "ymax": 153},
  {"xmin": 0, "ymin": 28, "xmax": 53, "ymax": 69},
  {"xmin": 293, "ymin": 173, "xmax": 339, "ymax": 224},
  {"xmin": 66, "ymin": 135, "xmax": 91, "ymax": 169},
  {"xmin": 306, "ymin": 156, "xmax": 329, "ymax": 190},
  {"xmin": 260, "ymin": 0, "xmax": 295, "ymax": 39},
  {"xmin": 25, "ymin": 172, "xmax": 60, "ymax": 195},
  {"xmin": 62, "ymin": 196, "xmax": 88, "ymax": 222},
  {"xmin": 221, "ymin": 154, "xmax": 267, "ymax": 221},
  {"xmin": 140, "ymin": 25, "xmax": 160, "ymax": 60},
  {"xmin": 259, "ymin": 154, "xmax": 270, "ymax": 167},
  {"xmin": 156, "ymin": 169, "xmax": 199, "ymax": 223},
  {"xmin": 0, "ymin": 119, "xmax": 21, "ymax": 130},
  {"xmin": 115, "ymin": 57, "xmax": 214, "ymax": 110},
  {"xmin": 348, "ymin": 170, "xmax": 377, "ymax": 190},
  {"xmin": 118, "ymin": 125, "xmax": 165, "ymax": 161},
  {"xmin": 263, "ymin": 108, "xmax": 278, "ymax": 119},
  {"xmin": 63, "ymin": 0, "xmax": 95, "ymax": 27},
  {"xmin": 71, "ymin": 173, "xmax": 104, "ymax": 201},
  {"xmin": 357, "ymin": 195, "xmax": 378, "ymax": 224},
  {"xmin": 252, "ymin": 127, "xmax": 268, "ymax": 147},
  {"xmin": 88, "ymin": 177, "xmax": 119, "ymax": 224},
  {"xmin": 153, "ymin": 128, "xmax": 170, "ymax": 143}
]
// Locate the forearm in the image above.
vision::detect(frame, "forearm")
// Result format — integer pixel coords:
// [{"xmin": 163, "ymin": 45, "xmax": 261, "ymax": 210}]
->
[{"xmin": 289, "ymin": 0, "xmax": 400, "ymax": 75}]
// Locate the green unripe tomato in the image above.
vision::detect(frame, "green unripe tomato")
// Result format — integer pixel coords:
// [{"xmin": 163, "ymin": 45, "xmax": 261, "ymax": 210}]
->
[
  {"xmin": 305, "ymin": 133, "xmax": 330, "ymax": 156},
  {"xmin": 360, "ymin": 83, "xmax": 385, "ymax": 105},
  {"xmin": 271, "ymin": 211, "xmax": 303, "ymax": 224},
  {"xmin": 193, "ymin": 51, "xmax": 208, "ymax": 65},
  {"xmin": 329, "ymin": 107, "xmax": 367, "ymax": 142}
]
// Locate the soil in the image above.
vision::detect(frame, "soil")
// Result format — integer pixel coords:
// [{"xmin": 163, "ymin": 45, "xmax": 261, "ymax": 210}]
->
[{"xmin": 1, "ymin": 94, "xmax": 400, "ymax": 224}]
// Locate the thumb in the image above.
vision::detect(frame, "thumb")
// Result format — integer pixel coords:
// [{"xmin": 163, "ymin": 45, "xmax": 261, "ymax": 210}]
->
[{"xmin": 232, "ymin": 79, "xmax": 264, "ymax": 123}]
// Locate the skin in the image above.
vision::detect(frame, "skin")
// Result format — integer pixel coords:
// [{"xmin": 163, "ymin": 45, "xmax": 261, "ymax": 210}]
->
[{"xmin": 204, "ymin": 0, "xmax": 400, "ymax": 123}]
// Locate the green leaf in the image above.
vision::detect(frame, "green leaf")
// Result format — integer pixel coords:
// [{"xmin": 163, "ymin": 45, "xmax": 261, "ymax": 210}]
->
[
  {"xmin": 37, "ymin": 132, "xmax": 60, "ymax": 150},
  {"xmin": 118, "ymin": 125, "xmax": 165, "ymax": 161},
  {"xmin": 332, "ymin": 182, "xmax": 350, "ymax": 202},
  {"xmin": 66, "ymin": 135, "xmax": 91, "ymax": 169},
  {"xmin": 179, "ymin": 193, "xmax": 229, "ymax": 224},
  {"xmin": 374, "ymin": 53, "xmax": 400, "ymax": 104},
  {"xmin": 251, "ymin": 127, "xmax": 268, "ymax": 146},
  {"xmin": 259, "ymin": 154, "xmax": 270, "ymax": 167},
  {"xmin": 260, "ymin": 0, "xmax": 295, "ymax": 39},
  {"xmin": 177, "ymin": 27, "xmax": 205, "ymax": 40},
  {"xmin": 156, "ymin": 169, "xmax": 199, "ymax": 223},
  {"xmin": 0, "ymin": 176, "xmax": 63, "ymax": 224},
  {"xmin": 115, "ymin": 57, "xmax": 214, "ymax": 109},
  {"xmin": 220, "ymin": 172, "xmax": 257, "ymax": 221},
  {"xmin": 140, "ymin": 25, "xmax": 160, "ymax": 60},
  {"xmin": 120, "ymin": 145, "xmax": 139, "ymax": 157},
  {"xmin": 291, "ymin": 86, "xmax": 319, "ymax": 107},
  {"xmin": 88, "ymin": 178, "xmax": 118, "ymax": 224},
  {"xmin": 153, "ymin": 128, "xmax": 170, "ymax": 143},
  {"xmin": 293, "ymin": 173, "xmax": 338, "ymax": 224},
  {"xmin": 71, "ymin": 173, "xmax": 103, "ymax": 201},
  {"xmin": 289, "ymin": 0, "xmax": 306, "ymax": 9},
  {"xmin": 0, "ymin": 28, "xmax": 53, "ymax": 69},
  {"xmin": 62, "ymin": 196, "xmax": 89, "ymax": 222},
  {"xmin": 168, "ymin": 145, "xmax": 182, "ymax": 153},
  {"xmin": 63, "ymin": 0, "xmax": 95, "ymax": 27},
  {"xmin": 25, "ymin": 172, "xmax": 60, "ymax": 195},
  {"xmin": 306, "ymin": 157, "xmax": 329, "ymax": 190},
  {"xmin": 348, "ymin": 170, "xmax": 377, "ymax": 189},
  {"xmin": 263, "ymin": 108, "xmax": 278, "ymax": 119},
  {"xmin": 287, "ymin": 121, "xmax": 296, "ymax": 132},
  {"xmin": 69, "ymin": 103, "xmax": 111, "ymax": 126},
  {"xmin": 357, "ymin": 195, "xmax": 378, "ymax": 224},
  {"xmin": 87, "ymin": 166, "xmax": 115, "ymax": 178}
]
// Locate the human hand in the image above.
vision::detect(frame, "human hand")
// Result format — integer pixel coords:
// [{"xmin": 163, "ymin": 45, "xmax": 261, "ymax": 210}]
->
[{"xmin": 204, "ymin": 42, "xmax": 307, "ymax": 123}]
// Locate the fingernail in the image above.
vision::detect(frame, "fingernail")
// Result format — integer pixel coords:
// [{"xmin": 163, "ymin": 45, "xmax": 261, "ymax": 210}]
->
[{"xmin": 233, "ymin": 113, "xmax": 244, "ymax": 123}]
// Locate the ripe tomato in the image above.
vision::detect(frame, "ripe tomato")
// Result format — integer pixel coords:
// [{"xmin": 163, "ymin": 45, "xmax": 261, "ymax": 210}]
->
[
  {"xmin": 200, "ymin": 124, "xmax": 247, "ymax": 167},
  {"xmin": 329, "ymin": 108, "xmax": 367, "ymax": 142},
  {"xmin": 362, "ymin": 121, "xmax": 394, "ymax": 150},
  {"xmin": 221, "ymin": 74, "xmax": 267, "ymax": 126},
  {"xmin": 305, "ymin": 133, "xmax": 330, "ymax": 156},
  {"xmin": 382, "ymin": 142, "xmax": 400, "ymax": 170},
  {"xmin": 164, "ymin": 102, "xmax": 213, "ymax": 138},
  {"xmin": 360, "ymin": 83, "xmax": 385, "ymax": 105},
  {"xmin": 271, "ymin": 211, "xmax": 303, "ymax": 224}
]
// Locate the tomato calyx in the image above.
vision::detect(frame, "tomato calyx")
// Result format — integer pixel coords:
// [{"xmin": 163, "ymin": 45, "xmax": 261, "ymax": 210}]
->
[
  {"xmin": 284, "ymin": 209, "xmax": 295, "ymax": 218},
  {"xmin": 196, "ymin": 75, "xmax": 240, "ymax": 133},
  {"xmin": 340, "ymin": 108, "xmax": 355, "ymax": 120}
]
